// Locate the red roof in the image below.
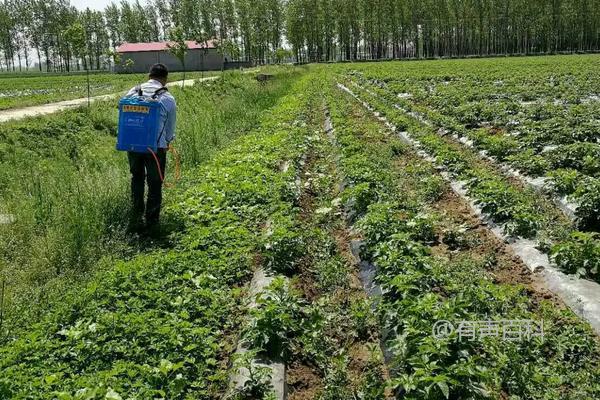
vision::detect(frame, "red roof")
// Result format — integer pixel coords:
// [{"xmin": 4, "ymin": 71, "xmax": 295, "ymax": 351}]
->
[{"xmin": 116, "ymin": 40, "xmax": 217, "ymax": 53}]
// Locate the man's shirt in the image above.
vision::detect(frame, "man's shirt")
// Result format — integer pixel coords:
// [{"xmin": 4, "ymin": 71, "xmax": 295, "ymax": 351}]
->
[{"xmin": 125, "ymin": 79, "xmax": 176, "ymax": 149}]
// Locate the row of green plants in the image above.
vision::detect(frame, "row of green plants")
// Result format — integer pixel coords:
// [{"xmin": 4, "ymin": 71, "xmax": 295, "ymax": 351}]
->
[
  {"xmin": 347, "ymin": 57, "xmax": 600, "ymax": 231},
  {"xmin": 284, "ymin": 105, "xmax": 388, "ymax": 398},
  {"xmin": 0, "ymin": 70, "xmax": 300, "ymax": 334},
  {"xmin": 354, "ymin": 73, "xmax": 600, "ymax": 176},
  {"xmin": 343, "ymin": 77, "xmax": 600, "ymax": 283},
  {"xmin": 327, "ymin": 82, "xmax": 600, "ymax": 399},
  {"xmin": 0, "ymin": 72, "xmax": 314, "ymax": 399},
  {"xmin": 229, "ymin": 82, "xmax": 389, "ymax": 398}
]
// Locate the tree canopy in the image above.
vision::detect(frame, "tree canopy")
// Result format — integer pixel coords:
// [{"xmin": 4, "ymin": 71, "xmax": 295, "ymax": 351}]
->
[{"xmin": 0, "ymin": 0, "xmax": 599, "ymax": 72}]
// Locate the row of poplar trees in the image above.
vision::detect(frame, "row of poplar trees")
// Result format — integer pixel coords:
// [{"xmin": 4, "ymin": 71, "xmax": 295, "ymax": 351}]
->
[
  {"xmin": 288, "ymin": 0, "xmax": 600, "ymax": 62},
  {"xmin": 1, "ymin": 0, "xmax": 599, "ymax": 71}
]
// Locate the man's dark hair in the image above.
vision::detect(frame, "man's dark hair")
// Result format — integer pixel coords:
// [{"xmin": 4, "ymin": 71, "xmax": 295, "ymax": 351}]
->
[{"xmin": 149, "ymin": 63, "xmax": 169, "ymax": 79}]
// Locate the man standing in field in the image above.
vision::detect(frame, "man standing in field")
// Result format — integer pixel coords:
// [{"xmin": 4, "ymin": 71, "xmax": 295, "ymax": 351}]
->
[{"xmin": 125, "ymin": 63, "xmax": 177, "ymax": 232}]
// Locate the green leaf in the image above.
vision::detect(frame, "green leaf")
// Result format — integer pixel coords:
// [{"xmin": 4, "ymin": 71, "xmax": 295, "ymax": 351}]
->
[
  {"xmin": 104, "ymin": 388, "xmax": 123, "ymax": 400},
  {"xmin": 436, "ymin": 381, "xmax": 450, "ymax": 399}
]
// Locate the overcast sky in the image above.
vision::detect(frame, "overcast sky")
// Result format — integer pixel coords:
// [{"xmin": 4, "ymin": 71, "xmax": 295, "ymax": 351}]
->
[{"xmin": 70, "ymin": 0, "xmax": 130, "ymax": 11}]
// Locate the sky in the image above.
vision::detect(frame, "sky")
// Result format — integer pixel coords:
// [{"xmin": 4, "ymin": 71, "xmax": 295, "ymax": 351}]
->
[{"xmin": 70, "ymin": 0, "xmax": 130, "ymax": 11}]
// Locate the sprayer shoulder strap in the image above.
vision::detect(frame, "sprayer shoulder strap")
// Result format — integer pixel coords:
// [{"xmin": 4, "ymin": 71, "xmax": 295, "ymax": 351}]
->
[{"xmin": 152, "ymin": 87, "xmax": 169, "ymax": 99}]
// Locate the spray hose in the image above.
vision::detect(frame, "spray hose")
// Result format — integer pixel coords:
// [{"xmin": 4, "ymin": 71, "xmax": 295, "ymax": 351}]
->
[{"xmin": 147, "ymin": 145, "xmax": 181, "ymax": 188}]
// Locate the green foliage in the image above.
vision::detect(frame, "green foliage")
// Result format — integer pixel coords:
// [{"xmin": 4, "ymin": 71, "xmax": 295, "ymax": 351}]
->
[
  {"xmin": 319, "ymin": 355, "xmax": 354, "ymax": 400},
  {"xmin": 314, "ymin": 255, "xmax": 349, "ymax": 292},
  {"xmin": 229, "ymin": 350, "xmax": 275, "ymax": 400},
  {"xmin": 573, "ymin": 178, "xmax": 600, "ymax": 231},
  {"xmin": 419, "ymin": 175, "xmax": 446, "ymax": 202},
  {"xmin": 549, "ymin": 168, "xmax": 580, "ymax": 195},
  {"xmin": 0, "ymin": 105, "xmax": 130, "ymax": 327},
  {"xmin": 551, "ymin": 232, "xmax": 600, "ymax": 278},
  {"xmin": 4, "ymin": 54, "xmax": 600, "ymax": 400},
  {"xmin": 62, "ymin": 23, "xmax": 87, "ymax": 63},
  {"xmin": 356, "ymin": 351, "xmax": 387, "ymax": 400},
  {"xmin": 349, "ymin": 298, "xmax": 375, "ymax": 340},
  {"xmin": 218, "ymin": 39, "xmax": 242, "ymax": 62},
  {"xmin": 547, "ymin": 143, "xmax": 600, "ymax": 176},
  {"xmin": 342, "ymin": 182, "xmax": 378, "ymax": 218},
  {"xmin": 468, "ymin": 177, "xmax": 541, "ymax": 238},
  {"xmin": 441, "ymin": 225, "xmax": 472, "ymax": 251},
  {"xmin": 0, "ymin": 70, "xmax": 301, "ymax": 334},
  {"xmin": 167, "ymin": 27, "xmax": 189, "ymax": 81},
  {"xmin": 273, "ymin": 48, "xmax": 293, "ymax": 64},
  {"xmin": 263, "ymin": 213, "xmax": 304, "ymax": 274},
  {"xmin": 507, "ymin": 149, "xmax": 550, "ymax": 176},
  {"xmin": 471, "ymin": 129, "xmax": 519, "ymax": 159},
  {"xmin": 350, "ymin": 58, "xmax": 600, "ymax": 285},
  {"xmin": 245, "ymin": 277, "xmax": 305, "ymax": 358},
  {"xmin": 177, "ymin": 70, "xmax": 301, "ymax": 167}
]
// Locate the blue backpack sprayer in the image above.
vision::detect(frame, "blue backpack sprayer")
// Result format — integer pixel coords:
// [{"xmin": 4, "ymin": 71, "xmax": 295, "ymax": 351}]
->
[{"xmin": 116, "ymin": 86, "xmax": 180, "ymax": 185}]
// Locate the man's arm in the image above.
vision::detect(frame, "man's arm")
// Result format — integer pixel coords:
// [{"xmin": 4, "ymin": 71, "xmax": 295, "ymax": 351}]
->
[{"xmin": 164, "ymin": 96, "xmax": 177, "ymax": 145}]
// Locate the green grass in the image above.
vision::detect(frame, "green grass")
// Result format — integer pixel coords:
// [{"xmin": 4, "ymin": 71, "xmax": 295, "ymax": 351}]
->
[
  {"xmin": 0, "ymin": 68, "xmax": 302, "ymax": 333},
  {"xmin": 176, "ymin": 66, "xmax": 299, "ymax": 167}
]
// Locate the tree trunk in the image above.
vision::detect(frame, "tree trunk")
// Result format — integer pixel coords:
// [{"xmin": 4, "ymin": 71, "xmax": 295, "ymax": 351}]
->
[{"xmin": 35, "ymin": 47, "xmax": 41, "ymax": 71}]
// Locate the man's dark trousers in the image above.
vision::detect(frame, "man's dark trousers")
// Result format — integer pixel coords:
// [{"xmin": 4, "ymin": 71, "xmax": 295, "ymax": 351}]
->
[{"xmin": 128, "ymin": 149, "xmax": 167, "ymax": 226}]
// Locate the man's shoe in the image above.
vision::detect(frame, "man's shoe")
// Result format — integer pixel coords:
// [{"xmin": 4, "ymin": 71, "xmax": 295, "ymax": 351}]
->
[
  {"xmin": 128, "ymin": 217, "xmax": 144, "ymax": 233},
  {"xmin": 144, "ymin": 220, "xmax": 161, "ymax": 237}
]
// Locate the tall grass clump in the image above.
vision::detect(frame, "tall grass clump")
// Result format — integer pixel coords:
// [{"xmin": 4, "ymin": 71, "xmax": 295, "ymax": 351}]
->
[
  {"xmin": 177, "ymin": 67, "xmax": 302, "ymax": 167},
  {"xmin": 0, "ymin": 105, "xmax": 130, "ymax": 328}
]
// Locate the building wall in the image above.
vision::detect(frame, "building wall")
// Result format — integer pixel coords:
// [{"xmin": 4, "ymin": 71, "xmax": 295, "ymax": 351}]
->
[{"xmin": 116, "ymin": 48, "xmax": 226, "ymax": 73}]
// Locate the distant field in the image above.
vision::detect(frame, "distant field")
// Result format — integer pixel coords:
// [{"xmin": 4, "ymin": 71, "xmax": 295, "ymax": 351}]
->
[{"xmin": 0, "ymin": 70, "xmax": 221, "ymax": 110}]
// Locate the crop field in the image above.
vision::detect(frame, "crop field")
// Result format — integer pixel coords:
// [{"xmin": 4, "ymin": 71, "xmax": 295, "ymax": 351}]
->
[
  {"xmin": 0, "ymin": 71, "xmax": 220, "ymax": 110},
  {"xmin": 342, "ymin": 55, "xmax": 600, "ymax": 281},
  {"xmin": 1, "ymin": 57, "xmax": 600, "ymax": 399}
]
